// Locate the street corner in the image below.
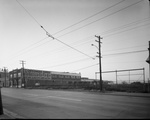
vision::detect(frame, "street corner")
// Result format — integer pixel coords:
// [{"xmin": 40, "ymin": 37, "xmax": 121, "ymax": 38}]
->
[{"xmin": 2, "ymin": 108, "xmax": 25, "ymax": 119}]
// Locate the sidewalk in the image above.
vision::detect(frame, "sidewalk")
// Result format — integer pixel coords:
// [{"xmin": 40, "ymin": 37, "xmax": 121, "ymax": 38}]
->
[
  {"xmin": 103, "ymin": 91, "xmax": 150, "ymax": 98},
  {"xmin": 0, "ymin": 109, "xmax": 24, "ymax": 119},
  {"xmin": 0, "ymin": 114, "xmax": 12, "ymax": 119},
  {"xmin": 47, "ymin": 88, "xmax": 150, "ymax": 98}
]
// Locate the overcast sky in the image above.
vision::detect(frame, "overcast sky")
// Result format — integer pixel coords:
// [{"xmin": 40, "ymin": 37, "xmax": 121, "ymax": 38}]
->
[{"xmin": 0, "ymin": 0, "xmax": 150, "ymax": 83}]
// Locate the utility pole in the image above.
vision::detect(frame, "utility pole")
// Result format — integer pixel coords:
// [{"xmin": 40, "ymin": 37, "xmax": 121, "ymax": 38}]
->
[
  {"xmin": 149, "ymin": 41, "xmax": 150, "ymax": 93},
  {"xmin": 20, "ymin": 60, "xmax": 26, "ymax": 88},
  {"xmin": 146, "ymin": 41, "xmax": 150, "ymax": 92},
  {"xmin": 95, "ymin": 35, "xmax": 103, "ymax": 91},
  {"xmin": 3, "ymin": 67, "xmax": 7, "ymax": 87}
]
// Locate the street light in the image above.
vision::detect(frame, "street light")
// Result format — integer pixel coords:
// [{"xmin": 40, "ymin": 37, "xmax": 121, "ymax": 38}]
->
[{"xmin": 91, "ymin": 44, "xmax": 99, "ymax": 50}]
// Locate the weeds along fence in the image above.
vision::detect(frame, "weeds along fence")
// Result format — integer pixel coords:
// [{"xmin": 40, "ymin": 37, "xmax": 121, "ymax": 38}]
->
[
  {"xmin": 26, "ymin": 80, "xmax": 95, "ymax": 90},
  {"xmin": 95, "ymin": 68, "xmax": 149, "ymax": 93}
]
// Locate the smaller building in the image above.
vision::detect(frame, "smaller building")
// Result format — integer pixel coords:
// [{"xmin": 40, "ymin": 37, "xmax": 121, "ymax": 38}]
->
[{"xmin": 0, "ymin": 69, "xmax": 9, "ymax": 87}]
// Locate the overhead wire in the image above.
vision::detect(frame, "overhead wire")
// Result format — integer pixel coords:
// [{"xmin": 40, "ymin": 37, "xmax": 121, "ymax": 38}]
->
[
  {"xmin": 14, "ymin": 0, "xmax": 146, "ymax": 69},
  {"xmin": 71, "ymin": 63, "xmax": 99, "ymax": 72},
  {"xmin": 38, "ymin": 57, "xmax": 96, "ymax": 69},
  {"xmin": 56, "ymin": 0, "xmax": 144, "ymax": 38},
  {"xmin": 13, "ymin": 0, "xmax": 124, "ymax": 61},
  {"xmin": 6, "ymin": 37, "xmax": 49, "ymax": 63},
  {"xmin": 52, "ymin": 0, "xmax": 125, "ymax": 36},
  {"xmin": 103, "ymin": 44, "xmax": 148, "ymax": 53},
  {"xmin": 13, "ymin": 17, "xmax": 149, "ymax": 61},
  {"xmin": 100, "ymin": 17, "xmax": 150, "ymax": 36},
  {"xmin": 26, "ymin": 21, "xmax": 149, "ymax": 60},
  {"xmin": 16, "ymin": 0, "xmax": 41, "ymax": 27},
  {"xmin": 104, "ymin": 22, "xmax": 150, "ymax": 38},
  {"xmin": 40, "ymin": 0, "xmax": 144, "ymax": 60},
  {"xmin": 34, "ymin": 48, "xmax": 148, "ymax": 70},
  {"xmin": 16, "ymin": 0, "xmax": 94, "ymax": 59},
  {"xmin": 15, "ymin": 0, "xmax": 142, "ymax": 60},
  {"xmin": 102, "ymin": 50, "xmax": 148, "ymax": 57},
  {"xmin": 14, "ymin": 0, "xmax": 144, "ymax": 60},
  {"xmin": 71, "ymin": 17, "xmax": 150, "ymax": 48}
]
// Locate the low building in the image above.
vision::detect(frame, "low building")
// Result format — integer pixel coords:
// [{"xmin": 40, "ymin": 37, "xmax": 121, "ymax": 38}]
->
[
  {"xmin": 0, "ymin": 69, "xmax": 9, "ymax": 87},
  {"xmin": 9, "ymin": 68, "xmax": 81, "ymax": 88}
]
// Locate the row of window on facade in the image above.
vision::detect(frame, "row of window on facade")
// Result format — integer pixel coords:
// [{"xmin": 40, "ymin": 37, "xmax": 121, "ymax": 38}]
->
[
  {"xmin": 52, "ymin": 74, "xmax": 81, "ymax": 79},
  {"xmin": 9, "ymin": 73, "xmax": 81, "ymax": 80}
]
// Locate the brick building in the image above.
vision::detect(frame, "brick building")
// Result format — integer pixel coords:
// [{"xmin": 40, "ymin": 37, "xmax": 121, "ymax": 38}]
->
[{"xmin": 9, "ymin": 68, "xmax": 81, "ymax": 88}]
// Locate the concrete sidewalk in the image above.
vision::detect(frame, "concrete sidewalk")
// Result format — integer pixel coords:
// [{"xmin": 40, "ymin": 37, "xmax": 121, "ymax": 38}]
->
[
  {"xmin": 103, "ymin": 91, "xmax": 150, "ymax": 98},
  {"xmin": 0, "ymin": 108, "xmax": 24, "ymax": 119},
  {"xmin": 0, "ymin": 114, "xmax": 12, "ymax": 119},
  {"xmin": 56, "ymin": 89, "xmax": 150, "ymax": 98}
]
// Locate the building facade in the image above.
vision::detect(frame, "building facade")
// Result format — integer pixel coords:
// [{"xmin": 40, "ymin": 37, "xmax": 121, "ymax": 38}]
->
[
  {"xmin": 9, "ymin": 68, "xmax": 81, "ymax": 88},
  {"xmin": 0, "ymin": 69, "xmax": 9, "ymax": 87}
]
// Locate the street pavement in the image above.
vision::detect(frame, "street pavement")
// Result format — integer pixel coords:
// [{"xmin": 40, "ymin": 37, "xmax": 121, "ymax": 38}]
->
[{"xmin": 1, "ymin": 88, "xmax": 150, "ymax": 119}]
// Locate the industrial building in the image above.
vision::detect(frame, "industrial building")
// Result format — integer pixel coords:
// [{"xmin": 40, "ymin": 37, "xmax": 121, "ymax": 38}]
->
[
  {"xmin": 9, "ymin": 68, "xmax": 81, "ymax": 88},
  {"xmin": 0, "ymin": 69, "xmax": 9, "ymax": 87}
]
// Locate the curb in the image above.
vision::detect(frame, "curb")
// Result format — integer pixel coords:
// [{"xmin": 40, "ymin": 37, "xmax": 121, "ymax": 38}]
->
[
  {"xmin": 103, "ymin": 93, "xmax": 150, "ymax": 98},
  {"xmin": 3, "ymin": 108, "xmax": 24, "ymax": 119}
]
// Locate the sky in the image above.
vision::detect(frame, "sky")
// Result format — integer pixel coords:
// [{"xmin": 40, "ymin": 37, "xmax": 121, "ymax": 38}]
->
[{"xmin": 0, "ymin": 0, "xmax": 150, "ymax": 83}]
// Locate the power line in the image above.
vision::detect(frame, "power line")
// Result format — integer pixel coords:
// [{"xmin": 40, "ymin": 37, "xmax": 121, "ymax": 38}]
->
[
  {"xmin": 72, "ymin": 17, "xmax": 150, "ymax": 48},
  {"xmin": 56, "ymin": 0, "xmax": 144, "ymax": 38},
  {"xmin": 13, "ymin": 0, "xmax": 146, "ymax": 64},
  {"xmin": 52, "ymin": 0, "xmax": 125, "ymax": 36},
  {"xmin": 7, "ymin": 37, "xmax": 50, "ymax": 62},
  {"xmin": 71, "ymin": 63, "xmax": 99, "ymax": 72},
  {"xmin": 16, "ymin": 0, "xmax": 94, "ymax": 60},
  {"xmin": 11, "ymin": 17, "xmax": 149, "ymax": 62},
  {"xmin": 16, "ymin": 37, "xmax": 49, "ymax": 54},
  {"xmin": 14, "ymin": 0, "xmax": 123, "ymax": 53},
  {"xmin": 102, "ymin": 50, "xmax": 147, "ymax": 57},
  {"xmin": 38, "ymin": 57, "xmax": 95, "ymax": 69},
  {"xmin": 40, "ymin": 0, "xmax": 144, "ymax": 59},
  {"xmin": 104, "ymin": 22, "xmax": 150, "ymax": 38},
  {"xmin": 16, "ymin": 0, "xmax": 41, "ymax": 27},
  {"xmin": 14, "ymin": 0, "xmax": 144, "ymax": 59},
  {"xmin": 101, "ymin": 17, "xmax": 150, "ymax": 36},
  {"xmin": 54, "ymin": 37, "xmax": 95, "ymax": 59},
  {"xmin": 38, "ymin": 49, "xmax": 148, "ymax": 69},
  {"xmin": 36, "ymin": 49, "xmax": 147, "ymax": 72},
  {"xmin": 103, "ymin": 44, "xmax": 147, "ymax": 53}
]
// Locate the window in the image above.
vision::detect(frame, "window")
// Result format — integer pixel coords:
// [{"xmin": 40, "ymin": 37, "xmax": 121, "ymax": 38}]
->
[{"xmin": 18, "ymin": 73, "xmax": 21, "ymax": 77}]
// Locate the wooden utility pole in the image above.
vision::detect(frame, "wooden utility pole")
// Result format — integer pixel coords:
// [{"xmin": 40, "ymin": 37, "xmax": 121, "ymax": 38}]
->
[
  {"xmin": 95, "ymin": 35, "xmax": 103, "ymax": 91},
  {"xmin": 20, "ymin": 60, "xmax": 26, "ymax": 88},
  {"xmin": 3, "ymin": 67, "xmax": 7, "ymax": 87},
  {"xmin": 146, "ymin": 41, "xmax": 150, "ymax": 92}
]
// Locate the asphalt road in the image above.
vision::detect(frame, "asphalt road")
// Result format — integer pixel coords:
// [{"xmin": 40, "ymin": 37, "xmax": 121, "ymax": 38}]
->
[{"xmin": 1, "ymin": 88, "xmax": 150, "ymax": 119}]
